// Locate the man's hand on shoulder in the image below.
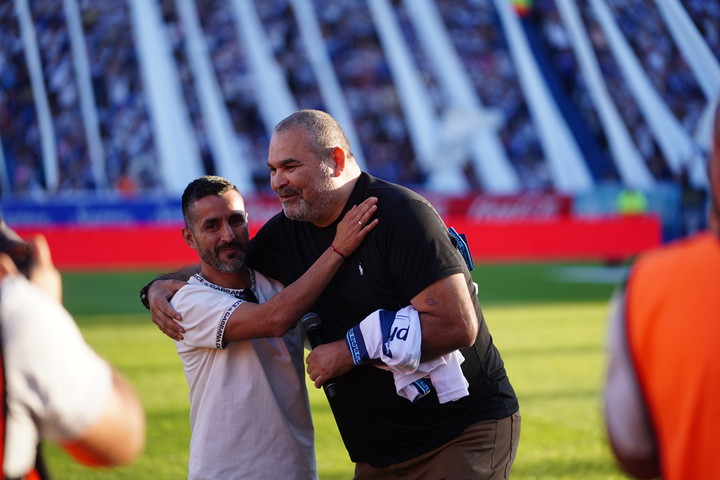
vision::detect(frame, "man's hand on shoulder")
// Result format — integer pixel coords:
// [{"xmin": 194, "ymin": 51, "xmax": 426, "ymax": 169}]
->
[{"xmin": 148, "ymin": 279, "xmax": 187, "ymax": 341}]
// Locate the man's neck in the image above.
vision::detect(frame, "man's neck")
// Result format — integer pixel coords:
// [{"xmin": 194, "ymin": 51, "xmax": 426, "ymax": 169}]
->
[
  {"xmin": 313, "ymin": 174, "xmax": 360, "ymax": 228},
  {"xmin": 199, "ymin": 265, "xmax": 251, "ymax": 290}
]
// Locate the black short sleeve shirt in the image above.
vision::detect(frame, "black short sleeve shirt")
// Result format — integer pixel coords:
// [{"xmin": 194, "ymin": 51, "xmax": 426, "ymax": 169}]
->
[{"xmin": 248, "ymin": 173, "xmax": 518, "ymax": 466}]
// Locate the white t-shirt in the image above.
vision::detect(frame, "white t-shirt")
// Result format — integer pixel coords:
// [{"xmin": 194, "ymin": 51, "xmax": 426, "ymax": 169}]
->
[
  {"xmin": 1, "ymin": 275, "xmax": 113, "ymax": 478},
  {"xmin": 172, "ymin": 271, "xmax": 316, "ymax": 480}
]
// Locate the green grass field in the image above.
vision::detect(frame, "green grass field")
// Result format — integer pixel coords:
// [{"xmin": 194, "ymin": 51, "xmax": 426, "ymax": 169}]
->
[{"xmin": 43, "ymin": 263, "xmax": 633, "ymax": 479}]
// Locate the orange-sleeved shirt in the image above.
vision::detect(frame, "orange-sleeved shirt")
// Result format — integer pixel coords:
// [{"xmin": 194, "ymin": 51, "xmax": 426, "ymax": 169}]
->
[{"xmin": 626, "ymin": 232, "xmax": 720, "ymax": 480}]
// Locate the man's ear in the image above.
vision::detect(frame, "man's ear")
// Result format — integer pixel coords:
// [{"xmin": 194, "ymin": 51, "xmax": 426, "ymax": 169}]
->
[
  {"xmin": 330, "ymin": 147, "xmax": 346, "ymax": 176},
  {"xmin": 182, "ymin": 227, "xmax": 197, "ymax": 250}
]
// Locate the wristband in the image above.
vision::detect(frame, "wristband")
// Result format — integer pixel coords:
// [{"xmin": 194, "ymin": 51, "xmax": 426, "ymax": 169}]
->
[
  {"xmin": 330, "ymin": 244, "xmax": 346, "ymax": 259},
  {"xmin": 139, "ymin": 280, "xmax": 155, "ymax": 310},
  {"xmin": 345, "ymin": 325, "xmax": 369, "ymax": 365}
]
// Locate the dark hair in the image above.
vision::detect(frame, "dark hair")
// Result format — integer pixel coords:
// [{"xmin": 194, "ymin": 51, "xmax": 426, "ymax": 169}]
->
[{"xmin": 182, "ymin": 175, "xmax": 240, "ymax": 227}]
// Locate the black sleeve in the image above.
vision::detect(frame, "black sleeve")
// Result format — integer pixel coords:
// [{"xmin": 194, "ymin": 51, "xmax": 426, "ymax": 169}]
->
[
  {"xmin": 382, "ymin": 197, "xmax": 466, "ymax": 300},
  {"xmin": 247, "ymin": 214, "xmax": 289, "ymax": 284}
]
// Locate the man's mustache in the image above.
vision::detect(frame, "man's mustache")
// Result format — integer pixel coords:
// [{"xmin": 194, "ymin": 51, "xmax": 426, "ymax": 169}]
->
[
  {"xmin": 216, "ymin": 241, "xmax": 244, "ymax": 253},
  {"xmin": 277, "ymin": 186, "xmax": 301, "ymax": 197}
]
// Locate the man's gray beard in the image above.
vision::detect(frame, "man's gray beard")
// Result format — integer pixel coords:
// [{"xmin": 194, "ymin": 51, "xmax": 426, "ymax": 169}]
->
[
  {"xmin": 282, "ymin": 176, "xmax": 337, "ymax": 223},
  {"xmin": 283, "ymin": 197, "xmax": 331, "ymax": 222},
  {"xmin": 199, "ymin": 249, "xmax": 245, "ymax": 274},
  {"xmin": 214, "ymin": 258, "xmax": 245, "ymax": 274}
]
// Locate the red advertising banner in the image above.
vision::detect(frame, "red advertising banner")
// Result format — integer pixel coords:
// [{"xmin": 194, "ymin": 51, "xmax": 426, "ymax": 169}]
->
[
  {"xmin": 416, "ymin": 192, "xmax": 572, "ymax": 220},
  {"xmin": 10, "ymin": 193, "xmax": 661, "ymax": 269},
  {"xmin": 12, "ymin": 215, "xmax": 660, "ymax": 270}
]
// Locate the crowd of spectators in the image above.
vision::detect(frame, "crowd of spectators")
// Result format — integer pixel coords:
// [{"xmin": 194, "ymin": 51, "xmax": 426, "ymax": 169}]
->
[
  {"xmin": 31, "ymin": 0, "xmax": 96, "ymax": 192},
  {"xmin": 530, "ymin": 0, "xmax": 619, "ymax": 183},
  {"xmin": 195, "ymin": 0, "xmax": 271, "ymax": 189},
  {"xmin": 607, "ymin": 0, "xmax": 705, "ymax": 140},
  {"xmin": 577, "ymin": 0, "xmax": 652, "ymax": 176},
  {"xmin": 256, "ymin": 0, "xmax": 324, "ymax": 112},
  {"xmin": 78, "ymin": 0, "xmax": 162, "ymax": 194},
  {"xmin": 0, "ymin": 0, "xmax": 714, "ymax": 198},
  {"xmin": 390, "ymin": 0, "xmax": 487, "ymax": 189},
  {"xmin": 0, "ymin": 0, "xmax": 164, "ymax": 196},
  {"xmin": 531, "ymin": 0, "xmax": 708, "ymax": 185},
  {"xmin": 388, "ymin": 0, "xmax": 444, "ymax": 116},
  {"xmin": 435, "ymin": 0, "xmax": 552, "ymax": 191},
  {"xmin": 313, "ymin": 0, "xmax": 425, "ymax": 188},
  {"xmin": 681, "ymin": 0, "xmax": 720, "ymax": 65},
  {"xmin": 158, "ymin": 0, "xmax": 215, "ymax": 175},
  {"xmin": 579, "ymin": 0, "xmax": 705, "ymax": 181},
  {"xmin": 0, "ymin": 2, "xmax": 47, "ymax": 197}
]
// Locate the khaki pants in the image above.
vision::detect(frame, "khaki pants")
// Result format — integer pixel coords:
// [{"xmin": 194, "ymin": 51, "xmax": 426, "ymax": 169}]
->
[{"xmin": 354, "ymin": 412, "xmax": 521, "ymax": 480}]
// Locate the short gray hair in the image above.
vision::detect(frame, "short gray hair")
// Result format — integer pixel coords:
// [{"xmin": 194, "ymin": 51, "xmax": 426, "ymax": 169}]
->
[{"xmin": 274, "ymin": 109, "xmax": 354, "ymax": 162}]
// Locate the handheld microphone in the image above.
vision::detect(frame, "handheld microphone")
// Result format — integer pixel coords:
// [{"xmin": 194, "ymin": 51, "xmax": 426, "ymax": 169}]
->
[{"xmin": 300, "ymin": 312, "xmax": 340, "ymax": 399}]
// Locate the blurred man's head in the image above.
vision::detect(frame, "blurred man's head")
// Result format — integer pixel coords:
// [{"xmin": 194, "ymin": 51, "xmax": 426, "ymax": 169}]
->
[
  {"xmin": 181, "ymin": 176, "xmax": 249, "ymax": 275},
  {"xmin": 268, "ymin": 110, "xmax": 361, "ymax": 227}
]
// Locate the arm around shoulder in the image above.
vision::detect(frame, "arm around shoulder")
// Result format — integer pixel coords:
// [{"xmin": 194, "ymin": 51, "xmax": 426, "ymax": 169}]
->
[
  {"xmin": 143, "ymin": 265, "xmax": 201, "ymax": 341},
  {"xmin": 223, "ymin": 197, "xmax": 379, "ymax": 342}
]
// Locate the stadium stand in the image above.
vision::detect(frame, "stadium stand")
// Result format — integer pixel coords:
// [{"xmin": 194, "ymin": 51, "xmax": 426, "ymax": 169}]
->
[
  {"xmin": 0, "ymin": 0, "xmax": 718, "ymax": 258},
  {"xmin": 79, "ymin": 0, "xmax": 161, "ymax": 194},
  {"xmin": 1, "ymin": 0, "xmax": 717, "ymax": 196}
]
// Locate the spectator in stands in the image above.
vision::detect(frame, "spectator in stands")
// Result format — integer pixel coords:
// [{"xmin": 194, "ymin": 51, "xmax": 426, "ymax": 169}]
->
[
  {"xmin": 0, "ymin": 221, "xmax": 145, "ymax": 479},
  {"xmin": 146, "ymin": 109, "xmax": 520, "ymax": 479},
  {"xmin": 603, "ymin": 101, "xmax": 720, "ymax": 479},
  {"xmin": 616, "ymin": 187, "xmax": 648, "ymax": 215}
]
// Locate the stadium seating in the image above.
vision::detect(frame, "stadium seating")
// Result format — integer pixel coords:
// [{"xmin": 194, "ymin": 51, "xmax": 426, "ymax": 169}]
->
[
  {"xmin": 0, "ymin": 0, "xmax": 717, "ymax": 256},
  {"xmin": 1, "ymin": 0, "xmax": 717, "ymax": 198}
]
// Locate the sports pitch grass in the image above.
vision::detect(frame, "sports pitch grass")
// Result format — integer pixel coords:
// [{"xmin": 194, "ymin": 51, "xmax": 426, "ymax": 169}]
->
[{"xmin": 44, "ymin": 263, "xmax": 633, "ymax": 479}]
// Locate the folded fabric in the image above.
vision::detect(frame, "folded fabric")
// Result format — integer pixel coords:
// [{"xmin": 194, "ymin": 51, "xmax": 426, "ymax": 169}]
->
[{"xmin": 346, "ymin": 305, "xmax": 469, "ymax": 403}]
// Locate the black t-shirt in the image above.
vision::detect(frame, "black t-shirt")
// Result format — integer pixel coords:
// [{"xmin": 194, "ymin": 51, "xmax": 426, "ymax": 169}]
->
[{"xmin": 248, "ymin": 173, "xmax": 518, "ymax": 467}]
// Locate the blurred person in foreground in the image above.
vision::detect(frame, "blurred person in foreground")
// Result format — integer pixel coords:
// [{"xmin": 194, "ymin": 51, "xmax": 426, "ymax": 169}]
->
[
  {"xmin": 146, "ymin": 110, "xmax": 520, "ymax": 479},
  {"xmin": 0, "ymin": 220, "xmax": 145, "ymax": 479},
  {"xmin": 603, "ymin": 101, "xmax": 720, "ymax": 480},
  {"xmin": 169, "ymin": 175, "xmax": 376, "ymax": 479}
]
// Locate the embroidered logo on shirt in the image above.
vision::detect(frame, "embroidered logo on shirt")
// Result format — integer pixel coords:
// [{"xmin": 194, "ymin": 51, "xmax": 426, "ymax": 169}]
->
[{"xmin": 358, "ymin": 263, "xmax": 364, "ymax": 276}]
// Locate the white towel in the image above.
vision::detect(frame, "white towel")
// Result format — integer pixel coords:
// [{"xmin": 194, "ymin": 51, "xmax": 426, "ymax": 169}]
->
[{"xmin": 346, "ymin": 305, "xmax": 469, "ymax": 403}]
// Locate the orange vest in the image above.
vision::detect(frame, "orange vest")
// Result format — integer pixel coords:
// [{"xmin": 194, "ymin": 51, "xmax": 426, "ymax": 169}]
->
[{"xmin": 626, "ymin": 232, "xmax": 720, "ymax": 480}]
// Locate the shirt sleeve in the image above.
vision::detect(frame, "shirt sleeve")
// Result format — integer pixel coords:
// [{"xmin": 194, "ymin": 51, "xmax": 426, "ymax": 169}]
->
[
  {"xmin": 247, "ymin": 214, "xmax": 289, "ymax": 284},
  {"xmin": 171, "ymin": 284, "xmax": 244, "ymax": 349},
  {"xmin": 383, "ymin": 198, "xmax": 466, "ymax": 300},
  {"xmin": 1, "ymin": 275, "xmax": 113, "ymax": 444}
]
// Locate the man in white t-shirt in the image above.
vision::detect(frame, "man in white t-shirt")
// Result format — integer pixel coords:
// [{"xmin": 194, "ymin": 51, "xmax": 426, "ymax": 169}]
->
[
  {"xmin": 169, "ymin": 176, "xmax": 377, "ymax": 479},
  {"xmin": 0, "ymin": 224, "xmax": 145, "ymax": 479}
]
